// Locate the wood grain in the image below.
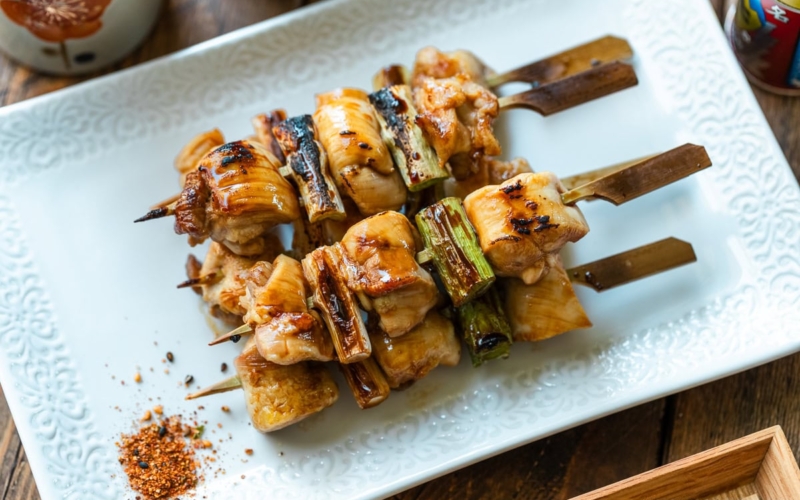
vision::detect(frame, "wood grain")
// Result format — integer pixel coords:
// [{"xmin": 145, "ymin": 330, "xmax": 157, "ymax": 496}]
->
[
  {"xmin": 1, "ymin": 0, "xmax": 800, "ymax": 499},
  {"xmin": 571, "ymin": 427, "xmax": 776, "ymax": 500}
]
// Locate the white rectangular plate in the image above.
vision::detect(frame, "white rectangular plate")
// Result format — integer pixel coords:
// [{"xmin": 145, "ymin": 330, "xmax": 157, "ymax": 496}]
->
[{"xmin": 1, "ymin": 0, "xmax": 799, "ymax": 499}]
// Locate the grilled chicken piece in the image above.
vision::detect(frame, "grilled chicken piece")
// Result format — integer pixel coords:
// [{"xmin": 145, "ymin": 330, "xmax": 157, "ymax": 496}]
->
[
  {"xmin": 195, "ymin": 240, "xmax": 283, "ymax": 325},
  {"xmin": 251, "ymin": 110, "xmax": 287, "ymax": 163},
  {"xmin": 463, "ymin": 173, "xmax": 590, "ymax": 285},
  {"xmin": 174, "ymin": 128, "xmax": 226, "ymax": 186},
  {"xmin": 338, "ymin": 211, "xmax": 439, "ymax": 337},
  {"xmin": 314, "ymin": 88, "xmax": 407, "ymax": 215},
  {"xmin": 174, "ymin": 140, "xmax": 300, "ymax": 256},
  {"xmin": 412, "ymin": 73, "xmax": 501, "ymax": 174},
  {"xmin": 412, "ymin": 46, "xmax": 493, "ymax": 87},
  {"xmin": 234, "ymin": 339, "xmax": 338, "ymax": 433},
  {"xmin": 503, "ymin": 257, "xmax": 592, "ymax": 341},
  {"xmin": 370, "ymin": 310, "xmax": 461, "ymax": 389},
  {"xmin": 239, "ymin": 255, "xmax": 334, "ymax": 364},
  {"xmin": 442, "ymin": 157, "xmax": 532, "ymax": 199}
]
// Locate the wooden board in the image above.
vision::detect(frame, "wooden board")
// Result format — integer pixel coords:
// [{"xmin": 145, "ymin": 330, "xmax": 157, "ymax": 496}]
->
[{"xmin": 572, "ymin": 427, "xmax": 800, "ymax": 500}]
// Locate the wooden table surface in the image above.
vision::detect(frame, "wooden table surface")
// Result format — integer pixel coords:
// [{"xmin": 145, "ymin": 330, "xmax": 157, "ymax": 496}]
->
[{"xmin": 2, "ymin": 1, "xmax": 799, "ymax": 499}]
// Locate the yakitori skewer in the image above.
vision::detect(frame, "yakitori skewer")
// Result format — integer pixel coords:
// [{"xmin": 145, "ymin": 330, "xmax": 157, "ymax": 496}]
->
[
  {"xmin": 188, "ymin": 235, "xmax": 699, "ymax": 417},
  {"xmin": 198, "ymin": 144, "xmax": 710, "ymax": 343},
  {"xmin": 461, "ymin": 237, "xmax": 698, "ymax": 365},
  {"xmin": 486, "ymin": 35, "xmax": 634, "ymax": 88},
  {"xmin": 417, "ymin": 144, "xmax": 710, "ymax": 303}
]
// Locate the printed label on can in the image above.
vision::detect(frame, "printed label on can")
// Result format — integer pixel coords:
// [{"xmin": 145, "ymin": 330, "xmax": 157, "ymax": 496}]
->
[{"xmin": 731, "ymin": 0, "xmax": 800, "ymax": 91}]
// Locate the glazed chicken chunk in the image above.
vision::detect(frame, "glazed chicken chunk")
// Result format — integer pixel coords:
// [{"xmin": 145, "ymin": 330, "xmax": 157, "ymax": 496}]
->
[
  {"xmin": 314, "ymin": 88, "xmax": 407, "ymax": 215},
  {"xmin": 463, "ymin": 173, "xmax": 590, "ymax": 285},
  {"xmin": 369, "ymin": 310, "xmax": 461, "ymax": 389},
  {"xmin": 412, "ymin": 47, "xmax": 501, "ymax": 176},
  {"xmin": 234, "ymin": 339, "xmax": 338, "ymax": 433},
  {"xmin": 412, "ymin": 46, "xmax": 493, "ymax": 87},
  {"xmin": 503, "ymin": 256, "xmax": 592, "ymax": 342},
  {"xmin": 174, "ymin": 140, "xmax": 300, "ymax": 256},
  {"xmin": 174, "ymin": 128, "xmax": 225, "ymax": 186},
  {"xmin": 189, "ymin": 240, "xmax": 283, "ymax": 325},
  {"xmin": 338, "ymin": 211, "xmax": 439, "ymax": 337},
  {"xmin": 442, "ymin": 156, "xmax": 532, "ymax": 199},
  {"xmin": 238, "ymin": 255, "xmax": 334, "ymax": 365}
]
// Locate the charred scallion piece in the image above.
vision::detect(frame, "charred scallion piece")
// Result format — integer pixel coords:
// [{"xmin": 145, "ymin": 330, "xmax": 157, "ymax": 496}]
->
[
  {"xmin": 274, "ymin": 115, "xmax": 346, "ymax": 223},
  {"xmin": 369, "ymin": 85, "xmax": 449, "ymax": 192},
  {"xmin": 302, "ymin": 246, "xmax": 371, "ymax": 364},
  {"xmin": 416, "ymin": 197, "xmax": 495, "ymax": 307},
  {"xmin": 339, "ymin": 357, "xmax": 390, "ymax": 409},
  {"xmin": 456, "ymin": 288, "xmax": 512, "ymax": 367}
]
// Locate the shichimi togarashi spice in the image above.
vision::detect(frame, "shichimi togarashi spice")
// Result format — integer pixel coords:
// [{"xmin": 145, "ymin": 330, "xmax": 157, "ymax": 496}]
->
[{"xmin": 117, "ymin": 415, "xmax": 202, "ymax": 499}]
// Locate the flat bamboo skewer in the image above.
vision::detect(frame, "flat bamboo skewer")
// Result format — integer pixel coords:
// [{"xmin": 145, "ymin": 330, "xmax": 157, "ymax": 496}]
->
[
  {"xmin": 497, "ymin": 61, "xmax": 638, "ymax": 116},
  {"xmin": 487, "ymin": 35, "xmax": 634, "ymax": 88},
  {"xmin": 560, "ymin": 153, "xmax": 659, "ymax": 191},
  {"xmin": 560, "ymin": 143, "xmax": 712, "ymax": 205},
  {"xmin": 567, "ymin": 237, "xmax": 697, "ymax": 292}
]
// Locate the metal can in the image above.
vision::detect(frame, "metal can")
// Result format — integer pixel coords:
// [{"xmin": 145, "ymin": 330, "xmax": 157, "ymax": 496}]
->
[{"xmin": 727, "ymin": 0, "xmax": 800, "ymax": 95}]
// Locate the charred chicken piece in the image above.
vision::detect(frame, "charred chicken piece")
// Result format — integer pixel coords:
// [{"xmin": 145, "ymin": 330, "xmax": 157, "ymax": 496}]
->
[
  {"xmin": 234, "ymin": 339, "xmax": 339, "ymax": 433},
  {"xmin": 338, "ymin": 211, "xmax": 438, "ymax": 337},
  {"xmin": 174, "ymin": 140, "xmax": 300, "ymax": 256},
  {"xmin": 503, "ymin": 257, "xmax": 592, "ymax": 342},
  {"xmin": 238, "ymin": 255, "xmax": 334, "ymax": 365},
  {"xmin": 463, "ymin": 173, "xmax": 590, "ymax": 285},
  {"xmin": 314, "ymin": 88, "xmax": 407, "ymax": 215},
  {"xmin": 369, "ymin": 310, "xmax": 461, "ymax": 389},
  {"xmin": 174, "ymin": 128, "xmax": 226, "ymax": 187}
]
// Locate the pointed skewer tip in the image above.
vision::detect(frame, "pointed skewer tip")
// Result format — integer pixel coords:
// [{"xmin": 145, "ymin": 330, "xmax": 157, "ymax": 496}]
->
[{"xmin": 208, "ymin": 324, "xmax": 253, "ymax": 346}]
